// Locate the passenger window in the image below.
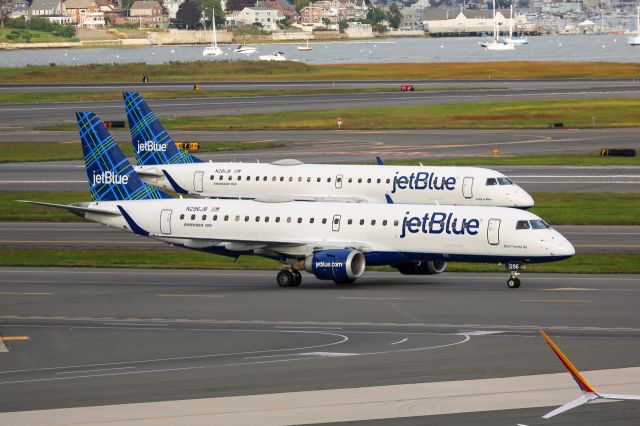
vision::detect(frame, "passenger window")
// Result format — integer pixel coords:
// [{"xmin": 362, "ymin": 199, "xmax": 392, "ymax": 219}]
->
[
  {"xmin": 334, "ymin": 217, "xmax": 339, "ymax": 225},
  {"xmin": 316, "ymin": 177, "xmax": 321, "ymax": 182},
  {"xmin": 235, "ymin": 215, "xmax": 240, "ymax": 222},
  {"xmin": 213, "ymin": 215, "xmax": 218, "ymax": 221},
  {"xmin": 255, "ymin": 216, "xmax": 260, "ymax": 222},
  {"xmin": 516, "ymin": 220, "xmax": 530, "ymax": 230},
  {"xmin": 202, "ymin": 215, "xmax": 206, "ymax": 220},
  {"xmin": 394, "ymin": 220, "xmax": 399, "ymax": 226},
  {"xmin": 348, "ymin": 178, "xmax": 353, "ymax": 183},
  {"xmin": 244, "ymin": 216, "xmax": 249, "ymax": 222},
  {"xmin": 228, "ymin": 175, "xmax": 232, "ymax": 180},
  {"xmin": 359, "ymin": 219, "xmax": 364, "ymax": 225},
  {"xmin": 280, "ymin": 177, "xmax": 284, "ymax": 182},
  {"xmin": 289, "ymin": 177, "xmax": 293, "ymax": 182},
  {"xmin": 263, "ymin": 176, "xmax": 267, "ymax": 181},
  {"xmin": 310, "ymin": 218, "xmax": 314, "ymax": 224},
  {"xmin": 322, "ymin": 218, "xmax": 327, "ymax": 224},
  {"xmin": 486, "ymin": 178, "xmax": 497, "ymax": 186},
  {"xmin": 276, "ymin": 217, "xmax": 280, "ymax": 223},
  {"xmin": 307, "ymin": 177, "xmax": 311, "ymax": 182},
  {"xmin": 367, "ymin": 178, "xmax": 371, "ymax": 183},
  {"xmin": 190, "ymin": 214, "xmax": 195, "ymax": 220},
  {"xmin": 219, "ymin": 175, "xmax": 223, "ymax": 181},
  {"xmin": 265, "ymin": 217, "xmax": 269, "ymax": 223},
  {"xmin": 298, "ymin": 177, "xmax": 302, "ymax": 182},
  {"xmin": 348, "ymin": 219, "xmax": 353, "ymax": 225},
  {"xmin": 297, "ymin": 217, "xmax": 302, "ymax": 223},
  {"xmin": 386, "ymin": 179, "xmax": 390, "ymax": 184},
  {"xmin": 272, "ymin": 177, "xmax": 276, "ymax": 181},
  {"xmin": 382, "ymin": 219, "xmax": 387, "ymax": 226},
  {"xmin": 371, "ymin": 219, "xmax": 376, "ymax": 225},
  {"xmin": 327, "ymin": 177, "xmax": 331, "ymax": 182},
  {"xmin": 255, "ymin": 176, "xmax": 259, "ymax": 181},
  {"xmin": 180, "ymin": 214, "xmax": 185, "ymax": 220},
  {"xmin": 247, "ymin": 176, "xmax": 251, "ymax": 181},
  {"xmin": 358, "ymin": 178, "xmax": 362, "ymax": 183},
  {"xmin": 376, "ymin": 178, "xmax": 381, "ymax": 184},
  {"xmin": 210, "ymin": 175, "xmax": 214, "ymax": 180},
  {"xmin": 287, "ymin": 217, "xmax": 292, "ymax": 223},
  {"xmin": 237, "ymin": 176, "xmax": 241, "ymax": 181},
  {"xmin": 224, "ymin": 215, "xmax": 229, "ymax": 221}
]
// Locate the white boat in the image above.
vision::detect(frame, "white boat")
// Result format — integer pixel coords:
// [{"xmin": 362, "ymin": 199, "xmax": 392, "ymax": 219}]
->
[
  {"xmin": 234, "ymin": 44, "xmax": 257, "ymax": 54},
  {"xmin": 258, "ymin": 51, "xmax": 286, "ymax": 61},
  {"xmin": 503, "ymin": 5, "xmax": 529, "ymax": 45},
  {"xmin": 629, "ymin": 6, "xmax": 640, "ymax": 45},
  {"xmin": 297, "ymin": 39, "xmax": 313, "ymax": 51},
  {"xmin": 202, "ymin": 9, "xmax": 223, "ymax": 56},
  {"xmin": 480, "ymin": 0, "xmax": 515, "ymax": 50}
]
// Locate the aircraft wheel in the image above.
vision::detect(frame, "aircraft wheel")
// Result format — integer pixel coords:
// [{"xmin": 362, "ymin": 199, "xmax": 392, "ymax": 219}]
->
[
  {"xmin": 277, "ymin": 270, "xmax": 294, "ymax": 287},
  {"xmin": 507, "ymin": 277, "xmax": 521, "ymax": 289},
  {"xmin": 291, "ymin": 271, "xmax": 302, "ymax": 287}
]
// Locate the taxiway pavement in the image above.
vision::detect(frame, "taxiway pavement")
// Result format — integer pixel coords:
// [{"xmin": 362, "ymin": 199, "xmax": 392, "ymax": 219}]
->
[{"xmin": 1, "ymin": 268, "xmax": 639, "ymax": 424}]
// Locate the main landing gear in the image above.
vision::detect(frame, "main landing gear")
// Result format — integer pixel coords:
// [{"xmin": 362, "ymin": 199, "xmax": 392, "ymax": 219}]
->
[
  {"xmin": 506, "ymin": 263, "xmax": 522, "ymax": 289},
  {"xmin": 276, "ymin": 269, "xmax": 302, "ymax": 287}
]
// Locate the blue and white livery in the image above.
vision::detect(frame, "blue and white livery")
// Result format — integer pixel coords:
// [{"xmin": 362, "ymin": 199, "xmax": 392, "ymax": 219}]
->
[
  {"xmin": 124, "ymin": 92, "xmax": 534, "ymax": 209},
  {"xmin": 22, "ymin": 113, "xmax": 573, "ymax": 289}
]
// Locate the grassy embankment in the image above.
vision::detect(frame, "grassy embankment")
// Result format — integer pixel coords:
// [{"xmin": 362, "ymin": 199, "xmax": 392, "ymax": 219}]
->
[
  {"xmin": 0, "ymin": 141, "xmax": 282, "ymax": 163},
  {"xmin": 0, "ymin": 28, "xmax": 77, "ymax": 43},
  {"xmin": 4, "ymin": 61, "xmax": 640, "ymax": 83},
  {"xmin": 2, "ymin": 192, "xmax": 638, "ymax": 225},
  {"xmin": 386, "ymin": 154, "xmax": 640, "ymax": 166},
  {"xmin": 0, "ymin": 249, "xmax": 637, "ymax": 274},
  {"xmin": 38, "ymin": 99, "xmax": 640, "ymax": 132}
]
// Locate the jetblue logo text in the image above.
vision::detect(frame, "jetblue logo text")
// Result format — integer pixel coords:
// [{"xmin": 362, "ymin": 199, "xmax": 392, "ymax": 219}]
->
[
  {"xmin": 391, "ymin": 172, "xmax": 456, "ymax": 194},
  {"xmin": 399, "ymin": 211, "xmax": 480, "ymax": 239},
  {"xmin": 315, "ymin": 261, "xmax": 344, "ymax": 268},
  {"xmin": 92, "ymin": 171, "xmax": 129, "ymax": 186},
  {"xmin": 137, "ymin": 140, "xmax": 167, "ymax": 152}
]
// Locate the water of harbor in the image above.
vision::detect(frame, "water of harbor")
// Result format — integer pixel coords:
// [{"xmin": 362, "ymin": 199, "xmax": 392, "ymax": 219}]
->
[{"xmin": 2, "ymin": 35, "xmax": 640, "ymax": 68}]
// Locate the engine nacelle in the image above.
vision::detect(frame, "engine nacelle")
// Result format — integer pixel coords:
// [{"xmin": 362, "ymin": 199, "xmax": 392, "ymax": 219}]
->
[
  {"xmin": 394, "ymin": 260, "xmax": 447, "ymax": 275},
  {"xmin": 304, "ymin": 249, "xmax": 366, "ymax": 282}
]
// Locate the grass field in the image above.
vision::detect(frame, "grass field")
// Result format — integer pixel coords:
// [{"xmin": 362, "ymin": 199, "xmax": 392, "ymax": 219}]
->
[
  {"xmin": 40, "ymin": 99, "xmax": 640, "ymax": 132},
  {"xmin": 0, "ymin": 141, "xmax": 281, "ymax": 163},
  {"xmin": 0, "ymin": 249, "xmax": 637, "ymax": 274},
  {"xmin": 2, "ymin": 192, "xmax": 638, "ymax": 225},
  {"xmin": 4, "ymin": 61, "xmax": 640, "ymax": 83},
  {"xmin": 386, "ymin": 154, "xmax": 640, "ymax": 166},
  {"xmin": 0, "ymin": 28, "xmax": 77, "ymax": 44}
]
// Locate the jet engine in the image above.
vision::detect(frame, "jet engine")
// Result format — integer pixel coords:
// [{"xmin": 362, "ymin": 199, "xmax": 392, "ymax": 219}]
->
[
  {"xmin": 394, "ymin": 260, "xmax": 447, "ymax": 275},
  {"xmin": 304, "ymin": 249, "xmax": 366, "ymax": 283}
]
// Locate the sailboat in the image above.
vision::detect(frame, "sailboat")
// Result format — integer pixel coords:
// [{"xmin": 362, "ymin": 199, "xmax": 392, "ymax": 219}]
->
[
  {"xmin": 503, "ymin": 4, "xmax": 529, "ymax": 45},
  {"xmin": 203, "ymin": 8, "xmax": 223, "ymax": 56},
  {"xmin": 297, "ymin": 38, "xmax": 313, "ymax": 51},
  {"xmin": 480, "ymin": 0, "xmax": 515, "ymax": 50},
  {"xmin": 629, "ymin": 6, "xmax": 640, "ymax": 45}
]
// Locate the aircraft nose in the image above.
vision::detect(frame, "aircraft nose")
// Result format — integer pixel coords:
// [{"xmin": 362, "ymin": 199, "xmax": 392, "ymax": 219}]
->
[
  {"xmin": 513, "ymin": 186, "xmax": 534, "ymax": 209},
  {"xmin": 551, "ymin": 231, "xmax": 575, "ymax": 257}
]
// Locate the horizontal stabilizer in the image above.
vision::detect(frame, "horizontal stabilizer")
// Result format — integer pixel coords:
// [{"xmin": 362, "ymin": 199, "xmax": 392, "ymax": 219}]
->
[
  {"xmin": 17, "ymin": 200, "xmax": 119, "ymax": 217},
  {"xmin": 543, "ymin": 394, "xmax": 592, "ymax": 419},
  {"xmin": 598, "ymin": 393, "xmax": 640, "ymax": 401}
]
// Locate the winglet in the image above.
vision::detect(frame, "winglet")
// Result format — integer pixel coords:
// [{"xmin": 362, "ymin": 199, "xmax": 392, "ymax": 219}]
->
[
  {"xmin": 540, "ymin": 330, "xmax": 596, "ymax": 394},
  {"xmin": 376, "ymin": 156, "xmax": 384, "ymax": 165}
]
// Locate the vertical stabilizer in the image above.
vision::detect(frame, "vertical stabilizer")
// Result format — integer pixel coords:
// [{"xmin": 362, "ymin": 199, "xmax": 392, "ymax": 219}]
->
[
  {"xmin": 123, "ymin": 92, "xmax": 202, "ymax": 166},
  {"xmin": 76, "ymin": 111, "xmax": 170, "ymax": 201}
]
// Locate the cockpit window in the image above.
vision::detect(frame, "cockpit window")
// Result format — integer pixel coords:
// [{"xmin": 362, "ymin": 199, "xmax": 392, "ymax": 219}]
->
[
  {"xmin": 516, "ymin": 220, "xmax": 530, "ymax": 230},
  {"xmin": 497, "ymin": 177, "xmax": 513, "ymax": 185},
  {"xmin": 530, "ymin": 220, "xmax": 550, "ymax": 229},
  {"xmin": 486, "ymin": 178, "xmax": 497, "ymax": 186}
]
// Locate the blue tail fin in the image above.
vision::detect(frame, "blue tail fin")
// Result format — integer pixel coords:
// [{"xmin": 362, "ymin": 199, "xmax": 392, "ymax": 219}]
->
[
  {"xmin": 123, "ymin": 92, "xmax": 202, "ymax": 166},
  {"xmin": 76, "ymin": 112, "xmax": 171, "ymax": 202}
]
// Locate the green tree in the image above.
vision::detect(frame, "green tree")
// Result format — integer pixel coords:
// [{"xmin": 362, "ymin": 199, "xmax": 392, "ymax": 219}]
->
[
  {"xmin": 176, "ymin": 0, "xmax": 202, "ymax": 28},
  {"xmin": 120, "ymin": 0, "xmax": 135, "ymax": 10},
  {"xmin": 293, "ymin": 0, "xmax": 310, "ymax": 13},
  {"xmin": 338, "ymin": 19, "xmax": 348, "ymax": 31},
  {"xmin": 366, "ymin": 7, "xmax": 385, "ymax": 24},
  {"xmin": 386, "ymin": 3, "xmax": 401, "ymax": 29},
  {"xmin": 195, "ymin": 0, "xmax": 225, "ymax": 27},
  {"xmin": 0, "ymin": 0, "xmax": 11, "ymax": 28}
]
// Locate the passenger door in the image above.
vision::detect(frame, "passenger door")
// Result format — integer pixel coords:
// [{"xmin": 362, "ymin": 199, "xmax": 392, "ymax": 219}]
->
[
  {"xmin": 462, "ymin": 176, "xmax": 473, "ymax": 199},
  {"xmin": 332, "ymin": 214, "xmax": 341, "ymax": 232},
  {"xmin": 194, "ymin": 171, "xmax": 204, "ymax": 193},
  {"xmin": 487, "ymin": 218, "xmax": 500, "ymax": 245},
  {"xmin": 335, "ymin": 174, "xmax": 343, "ymax": 189},
  {"xmin": 160, "ymin": 209, "xmax": 172, "ymax": 235}
]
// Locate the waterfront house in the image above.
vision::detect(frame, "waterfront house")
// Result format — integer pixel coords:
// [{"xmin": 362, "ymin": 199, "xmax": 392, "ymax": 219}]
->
[
  {"xmin": 226, "ymin": 6, "xmax": 285, "ymax": 31},
  {"xmin": 64, "ymin": 0, "xmax": 105, "ymax": 27},
  {"xmin": 28, "ymin": 0, "xmax": 74, "ymax": 24}
]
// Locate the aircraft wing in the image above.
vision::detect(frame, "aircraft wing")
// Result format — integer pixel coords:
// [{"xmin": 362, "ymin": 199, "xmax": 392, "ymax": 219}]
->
[
  {"xmin": 543, "ymin": 394, "xmax": 593, "ymax": 419},
  {"xmin": 598, "ymin": 393, "xmax": 640, "ymax": 401}
]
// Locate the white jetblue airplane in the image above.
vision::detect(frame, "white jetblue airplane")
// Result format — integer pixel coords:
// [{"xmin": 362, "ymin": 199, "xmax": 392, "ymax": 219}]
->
[
  {"xmin": 23, "ymin": 113, "xmax": 573, "ymax": 288},
  {"xmin": 540, "ymin": 330, "xmax": 640, "ymax": 418},
  {"xmin": 123, "ymin": 92, "xmax": 534, "ymax": 208}
]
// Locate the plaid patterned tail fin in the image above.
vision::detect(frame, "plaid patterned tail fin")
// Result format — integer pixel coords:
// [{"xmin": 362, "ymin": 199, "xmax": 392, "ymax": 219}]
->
[
  {"xmin": 123, "ymin": 92, "xmax": 202, "ymax": 166},
  {"xmin": 76, "ymin": 112, "xmax": 171, "ymax": 202}
]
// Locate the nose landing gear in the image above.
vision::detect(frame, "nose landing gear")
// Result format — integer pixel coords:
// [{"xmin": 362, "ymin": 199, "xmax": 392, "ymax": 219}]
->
[{"xmin": 506, "ymin": 263, "xmax": 522, "ymax": 288}]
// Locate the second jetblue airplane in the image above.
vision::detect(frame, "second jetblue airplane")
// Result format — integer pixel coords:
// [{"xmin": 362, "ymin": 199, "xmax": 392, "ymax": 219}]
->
[
  {"xmin": 23, "ymin": 112, "xmax": 572, "ymax": 289},
  {"xmin": 124, "ymin": 92, "xmax": 534, "ymax": 208}
]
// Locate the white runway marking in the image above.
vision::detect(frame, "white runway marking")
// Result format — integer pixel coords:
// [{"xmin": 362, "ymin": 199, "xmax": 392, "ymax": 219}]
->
[
  {"xmin": 3, "ymin": 367, "xmax": 639, "ymax": 425},
  {"xmin": 390, "ymin": 338, "xmax": 407, "ymax": 345},
  {"xmin": 56, "ymin": 367, "xmax": 135, "ymax": 375}
]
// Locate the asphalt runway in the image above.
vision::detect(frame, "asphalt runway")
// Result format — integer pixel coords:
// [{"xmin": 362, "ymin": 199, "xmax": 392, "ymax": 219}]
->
[
  {"xmin": 0, "ymin": 222, "xmax": 637, "ymax": 253},
  {"xmin": 3, "ymin": 80, "xmax": 640, "ymax": 130},
  {"xmin": 1, "ymin": 268, "xmax": 640, "ymax": 424}
]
